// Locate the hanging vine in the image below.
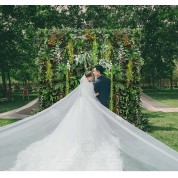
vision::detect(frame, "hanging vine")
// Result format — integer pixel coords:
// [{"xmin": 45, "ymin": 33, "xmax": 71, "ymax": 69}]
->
[
  {"xmin": 104, "ymin": 39, "xmax": 113, "ymax": 62},
  {"xmin": 46, "ymin": 59, "xmax": 53, "ymax": 84},
  {"xmin": 66, "ymin": 39, "xmax": 74, "ymax": 64},
  {"xmin": 126, "ymin": 59, "xmax": 133, "ymax": 87},
  {"xmin": 65, "ymin": 61, "xmax": 70, "ymax": 95},
  {"xmin": 92, "ymin": 34, "xmax": 98, "ymax": 65},
  {"xmin": 109, "ymin": 63, "xmax": 114, "ymax": 111}
]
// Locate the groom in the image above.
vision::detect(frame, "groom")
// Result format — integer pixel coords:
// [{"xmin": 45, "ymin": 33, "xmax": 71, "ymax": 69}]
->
[{"xmin": 93, "ymin": 65, "xmax": 111, "ymax": 108}]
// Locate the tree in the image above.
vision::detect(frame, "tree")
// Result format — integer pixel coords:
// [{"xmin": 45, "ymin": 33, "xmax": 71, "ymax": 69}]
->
[
  {"xmin": 0, "ymin": 5, "xmax": 60, "ymax": 96},
  {"xmin": 140, "ymin": 6, "xmax": 178, "ymax": 88}
]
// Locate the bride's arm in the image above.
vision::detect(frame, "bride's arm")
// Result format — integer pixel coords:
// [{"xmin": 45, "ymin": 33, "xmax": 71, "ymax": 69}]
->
[{"xmin": 92, "ymin": 81, "xmax": 99, "ymax": 96}]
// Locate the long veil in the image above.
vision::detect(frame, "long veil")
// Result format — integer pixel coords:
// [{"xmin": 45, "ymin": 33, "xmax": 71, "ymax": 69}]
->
[{"xmin": 0, "ymin": 75, "xmax": 178, "ymax": 171}]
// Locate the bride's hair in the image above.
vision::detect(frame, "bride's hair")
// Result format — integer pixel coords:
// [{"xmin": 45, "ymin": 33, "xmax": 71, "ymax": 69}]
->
[{"xmin": 85, "ymin": 71, "xmax": 93, "ymax": 78}]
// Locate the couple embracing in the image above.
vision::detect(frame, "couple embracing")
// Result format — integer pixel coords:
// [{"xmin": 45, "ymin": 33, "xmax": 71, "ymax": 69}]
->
[{"xmin": 85, "ymin": 65, "xmax": 111, "ymax": 108}]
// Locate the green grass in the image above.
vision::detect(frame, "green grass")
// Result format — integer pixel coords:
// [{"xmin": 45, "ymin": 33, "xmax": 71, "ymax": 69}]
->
[
  {"xmin": 142, "ymin": 109, "xmax": 178, "ymax": 152},
  {"xmin": 142, "ymin": 88, "xmax": 178, "ymax": 107},
  {"xmin": 0, "ymin": 119, "xmax": 17, "ymax": 127},
  {"xmin": 0, "ymin": 92, "xmax": 38, "ymax": 113}
]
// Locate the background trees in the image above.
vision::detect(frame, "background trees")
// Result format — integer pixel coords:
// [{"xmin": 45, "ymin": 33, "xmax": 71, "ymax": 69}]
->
[
  {"xmin": 0, "ymin": 5, "xmax": 177, "ymax": 97},
  {"xmin": 0, "ymin": 6, "xmax": 59, "ymax": 96}
]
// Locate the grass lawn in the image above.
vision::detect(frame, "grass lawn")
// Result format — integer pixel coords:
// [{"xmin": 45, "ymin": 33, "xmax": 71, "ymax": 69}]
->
[
  {"xmin": 0, "ymin": 92, "xmax": 38, "ymax": 113},
  {"xmin": 0, "ymin": 119, "xmax": 17, "ymax": 127},
  {"xmin": 142, "ymin": 88, "xmax": 178, "ymax": 107},
  {"xmin": 142, "ymin": 108, "xmax": 178, "ymax": 152}
]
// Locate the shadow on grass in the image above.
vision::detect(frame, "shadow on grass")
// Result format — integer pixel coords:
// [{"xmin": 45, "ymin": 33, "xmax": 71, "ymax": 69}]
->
[
  {"xmin": 149, "ymin": 125, "xmax": 178, "ymax": 132},
  {"xmin": 142, "ymin": 109, "xmax": 178, "ymax": 133},
  {"xmin": 142, "ymin": 110, "xmax": 165, "ymax": 118},
  {"xmin": 142, "ymin": 88, "xmax": 178, "ymax": 101}
]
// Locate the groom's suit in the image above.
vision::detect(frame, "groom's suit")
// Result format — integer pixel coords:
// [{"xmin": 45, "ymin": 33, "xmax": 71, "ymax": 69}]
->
[{"xmin": 93, "ymin": 75, "xmax": 111, "ymax": 108}]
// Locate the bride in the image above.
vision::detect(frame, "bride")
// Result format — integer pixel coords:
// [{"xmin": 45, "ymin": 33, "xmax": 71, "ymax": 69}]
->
[{"xmin": 0, "ymin": 71, "xmax": 178, "ymax": 171}]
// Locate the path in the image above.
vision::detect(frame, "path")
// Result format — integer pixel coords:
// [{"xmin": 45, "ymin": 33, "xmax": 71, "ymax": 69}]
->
[
  {"xmin": 140, "ymin": 92, "xmax": 178, "ymax": 112},
  {"xmin": 0, "ymin": 98, "xmax": 39, "ymax": 119}
]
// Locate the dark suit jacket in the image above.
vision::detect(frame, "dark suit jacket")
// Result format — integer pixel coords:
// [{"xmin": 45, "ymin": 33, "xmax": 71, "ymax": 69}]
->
[{"xmin": 93, "ymin": 75, "xmax": 111, "ymax": 108}]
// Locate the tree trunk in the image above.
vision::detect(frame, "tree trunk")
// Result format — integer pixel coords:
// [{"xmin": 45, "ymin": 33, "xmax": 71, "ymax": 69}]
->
[
  {"xmin": 152, "ymin": 72, "xmax": 155, "ymax": 88},
  {"xmin": 170, "ymin": 77, "xmax": 173, "ymax": 90},
  {"xmin": 153, "ymin": 78, "xmax": 155, "ymax": 87},
  {"xmin": 7, "ymin": 70, "xmax": 12, "ymax": 91},
  {"xmin": 1, "ymin": 68, "xmax": 7, "ymax": 97},
  {"xmin": 148, "ymin": 78, "xmax": 151, "ymax": 87}
]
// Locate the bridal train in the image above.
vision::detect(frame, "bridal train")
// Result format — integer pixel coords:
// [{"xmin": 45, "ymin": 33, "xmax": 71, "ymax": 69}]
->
[{"xmin": 0, "ymin": 75, "xmax": 178, "ymax": 171}]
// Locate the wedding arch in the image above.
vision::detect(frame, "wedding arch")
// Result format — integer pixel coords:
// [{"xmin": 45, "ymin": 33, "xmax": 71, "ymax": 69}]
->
[{"xmin": 36, "ymin": 28, "xmax": 148, "ymax": 130}]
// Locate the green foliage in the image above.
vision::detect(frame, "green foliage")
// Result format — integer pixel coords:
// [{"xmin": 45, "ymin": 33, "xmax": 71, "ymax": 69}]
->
[
  {"xmin": 37, "ymin": 28, "xmax": 148, "ymax": 130},
  {"xmin": 0, "ymin": 119, "xmax": 17, "ymax": 127},
  {"xmin": 143, "ymin": 109, "xmax": 178, "ymax": 152},
  {"xmin": 0, "ymin": 92, "xmax": 38, "ymax": 113},
  {"xmin": 109, "ymin": 66, "xmax": 114, "ymax": 112},
  {"xmin": 1, "ymin": 5, "xmax": 177, "ymax": 95},
  {"xmin": 126, "ymin": 60, "xmax": 133, "ymax": 87},
  {"xmin": 65, "ymin": 66, "xmax": 70, "ymax": 95},
  {"xmin": 143, "ymin": 88, "xmax": 178, "ymax": 108},
  {"xmin": 139, "ymin": 6, "xmax": 178, "ymax": 87},
  {"xmin": 92, "ymin": 34, "xmax": 98, "ymax": 65},
  {"xmin": 46, "ymin": 59, "xmax": 53, "ymax": 84},
  {"xmin": 66, "ymin": 39, "xmax": 74, "ymax": 64}
]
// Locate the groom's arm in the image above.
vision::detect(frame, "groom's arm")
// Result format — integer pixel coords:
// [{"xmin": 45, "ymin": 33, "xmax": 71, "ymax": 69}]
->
[
  {"xmin": 93, "ymin": 81, "xmax": 100, "ymax": 94},
  {"xmin": 108, "ymin": 79, "xmax": 111, "ymax": 95}
]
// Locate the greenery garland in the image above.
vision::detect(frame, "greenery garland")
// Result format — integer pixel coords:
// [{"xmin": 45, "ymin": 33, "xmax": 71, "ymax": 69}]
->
[
  {"xmin": 105, "ymin": 40, "xmax": 112, "ymax": 62},
  {"xmin": 65, "ymin": 61, "xmax": 70, "ymax": 95},
  {"xmin": 126, "ymin": 59, "xmax": 133, "ymax": 87},
  {"xmin": 92, "ymin": 34, "xmax": 98, "ymax": 65},
  {"xmin": 66, "ymin": 39, "xmax": 74, "ymax": 64},
  {"xmin": 109, "ymin": 63, "xmax": 114, "ymax": 111},
  {"xmin": 46, "ymin": 59, "xmax": 53, "ymax": 85}
]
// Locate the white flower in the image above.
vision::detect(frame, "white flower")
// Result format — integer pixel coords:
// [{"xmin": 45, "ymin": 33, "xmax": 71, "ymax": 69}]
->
[{"xmin": 67, "ymin": 61, "xmax": 70, "ymax": 70}]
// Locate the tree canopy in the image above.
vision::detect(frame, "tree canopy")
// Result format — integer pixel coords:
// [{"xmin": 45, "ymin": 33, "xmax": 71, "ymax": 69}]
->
[{"xmin": 0, "ymin": 5, "xmax": 178, "ymax": 96}]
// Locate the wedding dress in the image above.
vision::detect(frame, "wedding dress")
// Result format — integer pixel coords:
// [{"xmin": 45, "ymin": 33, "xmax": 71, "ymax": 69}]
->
[{"xmin": 0, "ymin": 75, "xmax": 178, "ymax": 171}]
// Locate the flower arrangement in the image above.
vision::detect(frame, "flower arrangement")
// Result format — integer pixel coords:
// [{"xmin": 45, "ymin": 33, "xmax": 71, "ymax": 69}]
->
[
  {"xmin": 124, "ymin": 37, "xmax": 132, "ymax": 47},
  {"xmin": 85, "ymin": 29, "xmax": 94, "ymax": 41},
  {"xmin": 48, "ymin": 34, "xmax": 55, "ymax": 47}
]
